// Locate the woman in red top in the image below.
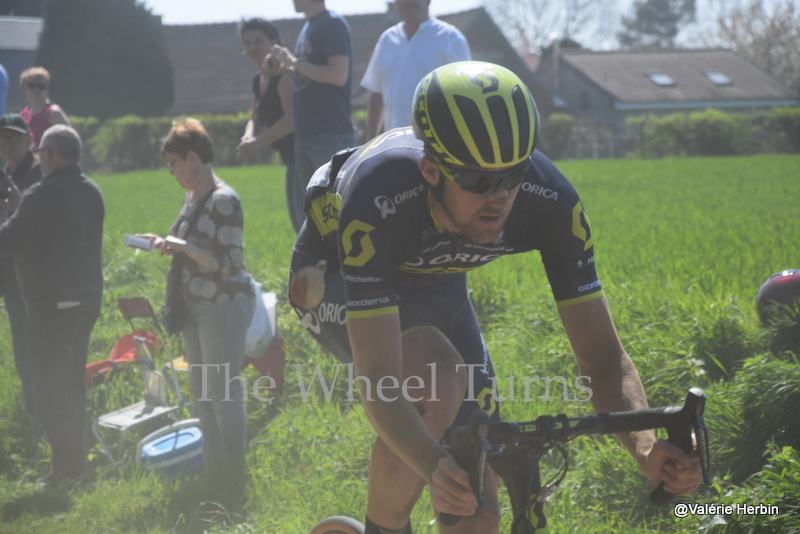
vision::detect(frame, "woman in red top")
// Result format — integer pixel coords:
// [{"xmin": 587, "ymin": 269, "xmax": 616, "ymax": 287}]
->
[{"xmin": 19, "ymin": 67, "xmax": 70, "ymax": 150}]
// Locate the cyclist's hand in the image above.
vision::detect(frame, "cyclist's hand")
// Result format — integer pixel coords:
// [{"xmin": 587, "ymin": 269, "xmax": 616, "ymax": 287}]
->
[
  {"xmin": 644, "ymin": 438, "xmax": 702, "ymax": 495},
  {"xmin": 430, "ymin": 455, "xmax": 479, "ymax": 517}
]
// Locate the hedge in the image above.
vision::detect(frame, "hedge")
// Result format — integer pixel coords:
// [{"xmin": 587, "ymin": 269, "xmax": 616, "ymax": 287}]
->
[
  {"xmin": 68, "ymin": 106, "xmax": 798, "ymax": 173},
  {"xmin": 627, "ymin": 107, "xmax": 800, "ymax": 158}
]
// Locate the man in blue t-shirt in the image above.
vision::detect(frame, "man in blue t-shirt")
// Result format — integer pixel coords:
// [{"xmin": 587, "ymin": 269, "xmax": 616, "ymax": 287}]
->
[{"xmin": 272, "ymin": 0, "xmax": 355, "ymax": 233}]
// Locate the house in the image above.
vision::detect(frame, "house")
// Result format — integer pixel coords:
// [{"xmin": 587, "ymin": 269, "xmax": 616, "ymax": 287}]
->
[
  {"xmin": 161, "ymin": 7, "xmax": 556, "ymax": 120},
  {"xmin": 0, "ymin": 16, "xmax": 42, "ymax": 113},
  {"xmin": 536, "ymin": 48, "xmax": 800, "ymax": 130}
]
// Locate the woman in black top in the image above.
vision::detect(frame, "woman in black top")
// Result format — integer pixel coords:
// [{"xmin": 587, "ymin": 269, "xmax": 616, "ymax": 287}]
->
[{"xmin": 237, "ymin": 18, "xmax": 295, "ymax": 215}]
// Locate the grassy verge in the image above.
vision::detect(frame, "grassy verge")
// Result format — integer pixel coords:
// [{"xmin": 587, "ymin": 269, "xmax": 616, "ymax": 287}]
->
[{"xmin": 0, "ymin": 155, "xmax": 798, "ymax": 533}]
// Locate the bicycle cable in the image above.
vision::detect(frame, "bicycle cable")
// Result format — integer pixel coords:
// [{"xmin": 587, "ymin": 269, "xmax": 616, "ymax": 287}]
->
[{"xmin": 509, "ymin": 443, "xmax": 571, "ymax": 532}]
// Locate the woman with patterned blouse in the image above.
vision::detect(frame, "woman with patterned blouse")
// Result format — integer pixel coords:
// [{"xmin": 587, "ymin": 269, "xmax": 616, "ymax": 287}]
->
[{"xmin": 138, "ymin": 118, "xmax": 255, "ymax": 509}]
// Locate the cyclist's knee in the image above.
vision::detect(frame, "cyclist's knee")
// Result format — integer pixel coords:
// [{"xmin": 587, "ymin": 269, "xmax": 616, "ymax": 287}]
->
[
  {"xmin": 402, "ymin": 327, "xmax": 467, "ymax": 390},
  {"xmin": 289, "ymin": 263, "xmax": 326, "ymax": 310}
]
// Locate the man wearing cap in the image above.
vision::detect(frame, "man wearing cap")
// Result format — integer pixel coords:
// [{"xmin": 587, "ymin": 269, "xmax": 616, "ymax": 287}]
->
[
  {"xmin": 0, "ymin": 124, "xmax": 104, "ymax": 488},
  {"xmin": 0, "ymin": 114, "xmax": 42, "ymax": 421}
]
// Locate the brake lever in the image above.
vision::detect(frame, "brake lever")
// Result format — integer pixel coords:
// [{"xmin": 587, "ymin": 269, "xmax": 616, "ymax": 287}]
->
[
  {"xmin": 439, "ymin": 410, "xmax": 491, "ymax": 526},
  {"xmin": 650, "ymin": 387, "xmax": 710, "ymax": 505}
]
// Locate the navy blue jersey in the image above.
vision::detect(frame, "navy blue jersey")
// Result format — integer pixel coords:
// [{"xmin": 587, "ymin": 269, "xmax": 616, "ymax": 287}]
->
[{"xmin": 300, "ymin": 128, "xmax": 602, "ymax": 319}]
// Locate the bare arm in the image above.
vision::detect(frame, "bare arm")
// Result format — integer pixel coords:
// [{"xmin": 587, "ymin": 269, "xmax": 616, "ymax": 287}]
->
[
  {"xmin": 253, "ymin": 71, "xmax": 295, "ymax": 146},
  {"xmin": 365, "ymin": 92, "xmax": 384, "ymax": 140},
  {"xmin": 237, "ymin": 71, "xmax": 295, "ymax": 160},
  {"xmin": 241, "ymin": 92, "xmax": 259, "ymax": 141},
  {"xmin": 347, "ymin": 313, "xmax": 448, "ymax": 482},
  {"xmin": 559, "ymin": 296, "xmax": 701, "ymax": 494},
  {"xmin": 135, "ymin": 234, "xmax": 217, "ymax": 271},
  {"xmin": 272, "ymin": 45, "xmax": 349, "ymax": 87}
]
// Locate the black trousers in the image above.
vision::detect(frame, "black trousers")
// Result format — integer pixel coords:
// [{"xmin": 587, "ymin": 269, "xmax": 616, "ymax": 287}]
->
[{"xmin": 28, "ymin": 305, "xmax": 98, "ymax": 478}]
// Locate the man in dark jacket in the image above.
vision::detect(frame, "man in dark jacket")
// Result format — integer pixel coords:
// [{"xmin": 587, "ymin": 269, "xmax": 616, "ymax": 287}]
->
[
  {"xmin": 0, "ymin": 124, "xmax": 104, "ymax": 487},
  {"xmin": 0, "ymin": 114, "xmax": 42, "ymax": 420}
]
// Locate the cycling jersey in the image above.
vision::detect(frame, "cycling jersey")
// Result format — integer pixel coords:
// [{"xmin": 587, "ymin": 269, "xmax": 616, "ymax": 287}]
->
[
  {"xmin": 296, "ymin": 127, "xmax": 602, "ymax": 315},
  {"xmin": 290, "ymin": 128, "xmax": 603, "ymax": 423}
]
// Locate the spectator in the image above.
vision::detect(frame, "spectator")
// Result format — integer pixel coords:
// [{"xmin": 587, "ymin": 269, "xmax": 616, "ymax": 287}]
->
[
  {"xmin": 362, "ymin": 0, "xmax": 470, "ymax": 139},
  {"xmin": 271, "ymin": 0, "xmax": 354, "ymax": 233},
  {"xmin": 137, "ymin": 118, "xmax": 255, "ymax": 510},
  {"xmin": 0, "ymin": 64, "xmax": 8, "ymax": 116},
  {"xmin": 0, "ymin": 124, "xmax": 104, "ymax": 489},
  {"xmin": 19, "ymin": 67, "xmax": 70, "ymax": 150},
  {"xmin": 236, "ymin": 18, "xmax": 296, "ymax": 228},
  {"xmin": 0, "ymin": 114, "xmax": 42, "ymax": 421}
]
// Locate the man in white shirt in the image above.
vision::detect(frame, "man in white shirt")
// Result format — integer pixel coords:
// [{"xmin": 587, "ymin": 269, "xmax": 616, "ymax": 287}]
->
[{"xmin": 362, "ymin": 0, "xmax": 470, "ymax": 139}]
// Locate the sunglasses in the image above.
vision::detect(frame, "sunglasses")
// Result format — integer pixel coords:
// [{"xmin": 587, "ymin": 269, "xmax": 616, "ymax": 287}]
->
[
  {"xmin": 25, "ymin": 82, "xmax": 47, "ymax": 90},
  {"xmin": 436, "ymin": 158, "xmax": 528, "ymax": 195}
]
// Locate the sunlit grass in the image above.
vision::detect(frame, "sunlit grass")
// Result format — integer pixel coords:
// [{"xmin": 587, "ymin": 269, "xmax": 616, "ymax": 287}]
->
[{"xmin": 0, "ymin": 155, "xmax": 798, "ymax": 533}]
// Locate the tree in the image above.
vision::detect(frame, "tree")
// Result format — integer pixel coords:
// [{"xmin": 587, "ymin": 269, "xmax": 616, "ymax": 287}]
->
[
  {"xmin": 486, "ymin": 0, "xmax": 615, "ymax": 53},
  {"xmin": 618, "ymin": 0, "xmax": 697, "ymax": 48},
  {"xmin": 35, "ymin": 0, "xmax": 174, "ymax": 119},
  {"xmin": 711, "ymin": 0, "xmax": 800, "ymax": 94}
]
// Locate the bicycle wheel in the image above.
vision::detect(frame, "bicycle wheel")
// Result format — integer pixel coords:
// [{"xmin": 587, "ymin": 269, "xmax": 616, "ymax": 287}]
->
[{"xmin": 309, "ymin": 515, "xmax": 365, "ymax": 534}]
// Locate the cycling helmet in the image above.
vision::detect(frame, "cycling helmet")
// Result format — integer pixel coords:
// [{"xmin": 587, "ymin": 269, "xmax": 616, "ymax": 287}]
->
[
  {"xmin": 412, "ymin": 61, "xmax": 539, "ymax": 169},
  {"xmin": 757, "ymin": 269, "xmax": 800, "ymax": 325}
]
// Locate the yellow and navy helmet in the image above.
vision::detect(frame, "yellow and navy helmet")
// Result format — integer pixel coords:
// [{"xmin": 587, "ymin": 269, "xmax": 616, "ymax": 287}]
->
[{"xmin": 412, "ymin": 61, "xmax": 539, "ymax": 169}]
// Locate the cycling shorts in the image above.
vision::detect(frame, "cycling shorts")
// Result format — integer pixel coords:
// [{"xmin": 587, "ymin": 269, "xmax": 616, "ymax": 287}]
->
[{"xmin": 289, "ymin": 257, "xmax": 502, "ymax": 426}]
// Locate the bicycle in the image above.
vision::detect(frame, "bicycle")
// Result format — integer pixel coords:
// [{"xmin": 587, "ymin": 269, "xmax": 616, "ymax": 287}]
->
[{"xmin": 310, "ymin": 387, "xmax": 711, "ymax": 534}]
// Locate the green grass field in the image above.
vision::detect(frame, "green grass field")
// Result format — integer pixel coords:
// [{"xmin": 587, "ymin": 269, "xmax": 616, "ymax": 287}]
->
[{"xmin": 0, "ymin": 155, "xmax": 798, "ymax": 533}]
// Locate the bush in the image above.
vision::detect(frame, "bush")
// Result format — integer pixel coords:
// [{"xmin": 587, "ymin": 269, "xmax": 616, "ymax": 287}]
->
[
  {"xmin": 627, "ymin": 107, "xmax": 794, "ymax": 158},
  {"xmin": 686, "ymin": 109, "xmax": 748, "ymax": 156},
  {"xmin": 84, "ymin": 113, "xmax": 249, "ymax": 172},
  {"xmin": 649, "ymin": 113, "xmax": 692, "ymax": 156},
  {"xmin": 708, "ymin": 355, "xmax": 800, "ymax": 483},
  {"xmin": 539, "ymin": 113, "xmax": 574, "ymax": 159},
  {"xmin": 766, "ymin": 107, "xmax": 800, "ymax": 153},
  {"xmin": 88, "ymin": 115, "xmax": 169, "ymax": 172}
]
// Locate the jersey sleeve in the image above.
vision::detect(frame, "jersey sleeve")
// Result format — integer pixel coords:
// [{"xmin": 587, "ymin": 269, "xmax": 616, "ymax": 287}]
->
[
  {"xmin": 541, "ymin": 197, "xmax": 603, "ymax": 307},
  {"xmin": 524, "ymin": 154, "xmax": 603, "ymax": 307}
]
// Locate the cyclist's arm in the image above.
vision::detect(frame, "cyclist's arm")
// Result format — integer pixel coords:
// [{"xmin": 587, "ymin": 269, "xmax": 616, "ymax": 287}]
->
[
  {"xmin": 559, "ymin": 296, "xmax": 701, "ymax": 493},
  {"xmin": 346, "ymin": 312, "xmax": 447, "ymax": 481},
  {"xmin": 558, "ymin": 296, "xmax": 651, "ymax": 453}
]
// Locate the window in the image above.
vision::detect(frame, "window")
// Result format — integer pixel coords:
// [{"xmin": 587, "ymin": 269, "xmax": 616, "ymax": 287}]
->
[
  {"xmin": 704, "ymin": 70, "xmax": 732, "ymax": 86},
  {"xmin": 646, "ymin": 71, "xmax": 675, "ymax": 86}
]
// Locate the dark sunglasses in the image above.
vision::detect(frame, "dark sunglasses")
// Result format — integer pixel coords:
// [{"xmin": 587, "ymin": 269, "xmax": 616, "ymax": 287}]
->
[
  {"xmin": 437, "ymin": 158, "xmax": 528, "ymax": 195},
  {"xmin": 25, "ymin": 82, "xmax": 47, "ymax": 90}
]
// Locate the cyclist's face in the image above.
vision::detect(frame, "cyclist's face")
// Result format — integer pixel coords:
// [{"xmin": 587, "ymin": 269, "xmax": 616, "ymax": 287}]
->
[{"xmin": 421, "ymin": 158, "xmax": 520, "ymax": 245}]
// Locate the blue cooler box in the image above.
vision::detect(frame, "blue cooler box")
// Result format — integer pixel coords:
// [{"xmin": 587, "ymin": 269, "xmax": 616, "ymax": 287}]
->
[{"xmin": 137, "ymin": 418, "xmax": 203, "ymax": 478}]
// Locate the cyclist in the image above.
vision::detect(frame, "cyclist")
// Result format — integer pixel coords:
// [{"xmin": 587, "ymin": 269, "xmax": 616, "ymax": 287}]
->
[{"xmin": 289, "ymin": 61, "xmax": 702, "ymax": 534}]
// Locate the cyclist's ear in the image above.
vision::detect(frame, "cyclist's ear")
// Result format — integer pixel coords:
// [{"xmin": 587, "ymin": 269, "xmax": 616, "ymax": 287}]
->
[{"xmin": 419, "ymin": 157, "xmax": 442, "ymax": 187}]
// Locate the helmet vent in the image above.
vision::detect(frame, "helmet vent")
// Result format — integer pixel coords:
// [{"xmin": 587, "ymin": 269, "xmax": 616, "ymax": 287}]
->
[
  {"xmin": 487, "ymin": 95, "xmax": 513, "ymax": 163},
  {"xmin": 512, "ymin": 85, "xmax": 532, "ymax": 159},
  {"xmin": 454, "ymin": 94, "xmax": 494, "ymax": 164}
]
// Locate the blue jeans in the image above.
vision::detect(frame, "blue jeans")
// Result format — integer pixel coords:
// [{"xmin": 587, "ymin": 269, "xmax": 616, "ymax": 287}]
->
[
  {"xmin": 291, "ymin": 131, "xmax": 355, "ymax": 233},
  {"xmin": 183, "ymin": 296, "xmax": 254, "ymax": 470}
]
